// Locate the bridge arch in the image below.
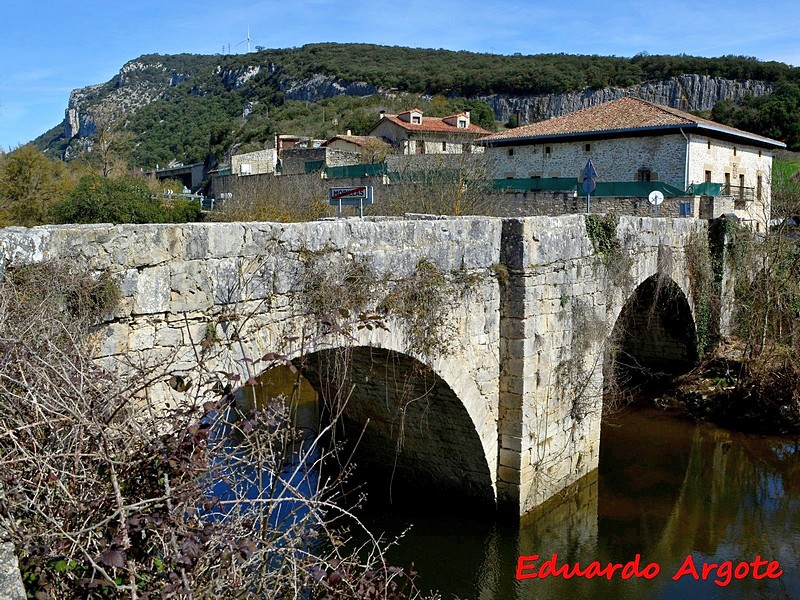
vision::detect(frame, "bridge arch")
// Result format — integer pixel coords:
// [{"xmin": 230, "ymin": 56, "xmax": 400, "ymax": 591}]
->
[
  {"xmin": 299, "ymin": 346, "xmax": 495, "ymax": 507},
  {"xmin": 231, "ymin": 322, "xmax": 498, "ymax": 509},
  {"xmin": 606, "ymin": 272, "xmax": 698, "ymax": 398}
]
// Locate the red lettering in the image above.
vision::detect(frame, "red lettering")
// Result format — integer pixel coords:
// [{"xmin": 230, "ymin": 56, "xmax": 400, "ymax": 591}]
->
[
  {"xmin": 539, "ymin": 554, "xmax": 568, "ymax": 578},
  {"xmin": 604, "ymin": 563, "xmax": 624, "ymax": 580},
  {"xmin": 734, "ymin": 562, "xmax": 750, "ymax": 579},
  {"xmin": 701, "ymin": 562, "xmax": 717, "ymax": 579},
  {"xmin": 714, "ymin": 562, "xmax": 733, "ymax": 587},
  {"xmin": 621, "ymin": 554, "xmax": 644, "ymax": 579},
  {"xmin": 516, "ymin": 555, "xmax": 539, "ymax": 580},
  {"xmin": 766, "ymin": 561, "xmax": 783, "ymax": 579},
  {"xmin": 673, "ymin": 554, "xmax": 700, "ymax": 581},
  {"xmin": 641, "ymin": 562, "xmax": 660, "ymax": 579},
  {"xmin": 751, "ymin": 555, "xmax": 769, "ymax": 579},
  {"xmin": 561, "ymin": 562, "xmax": 582, "ymax": 579}
]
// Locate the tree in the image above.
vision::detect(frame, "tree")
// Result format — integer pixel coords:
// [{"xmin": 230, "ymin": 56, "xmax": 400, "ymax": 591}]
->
[
  {"xmin": 50, "ymin": 174, "xmax": 167, "ymax": 224},
  {"xmin": 85, "ymin": 107, "xmax": 134, "ymax": 178},
  {"xmin": 0, "ymin": 145, "xmax": 75, "ymax": 227}
]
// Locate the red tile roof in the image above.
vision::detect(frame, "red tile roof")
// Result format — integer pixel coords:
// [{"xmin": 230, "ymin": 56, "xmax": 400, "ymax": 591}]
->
[
  {"xmin": 479, "ymin": 97, "xmax": 784, "ymax": 148},
  {"xmin": 376, "ymin": 114, "xmax": 492, "ymax": 136}
]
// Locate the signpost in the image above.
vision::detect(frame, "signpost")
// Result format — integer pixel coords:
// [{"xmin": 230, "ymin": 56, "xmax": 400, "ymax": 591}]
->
[
  {"xmin": 328, "ymin": 186, "xmax": 374, "ymax": 218},
  {"xmin": 581, "ymin": 160, "xmax": 598, "ymax": 213}
]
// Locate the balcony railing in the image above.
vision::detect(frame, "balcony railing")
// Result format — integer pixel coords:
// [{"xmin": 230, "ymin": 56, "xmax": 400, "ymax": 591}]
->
[{"xmin": 722, "ymin": 184, "xmax": 756, "ymax": 208}]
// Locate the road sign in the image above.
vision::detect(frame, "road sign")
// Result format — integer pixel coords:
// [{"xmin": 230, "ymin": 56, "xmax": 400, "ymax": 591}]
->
[
  {"xmin": 329, "ymin": 186, "xmax": 374, "ymax": 218},
  {"xmin": 648, "ymin": 190, "xmax": 665, "ymax": 217},
  {"xmin": 581, "ymin": 159, "xmax": 599, "ymax": 181},
  {"xmin": 329, "ymin": 186, "xmax": 372, "ymax": 203},
  {"xmin": 581, "ymin": 160, "xmax": 599, "ymax": 213}
]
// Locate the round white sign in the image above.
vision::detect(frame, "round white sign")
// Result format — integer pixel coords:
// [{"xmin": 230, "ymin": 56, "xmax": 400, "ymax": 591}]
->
[{"xmin": 648, "ymin": 190, "xmax": 665, "ymax": 206}]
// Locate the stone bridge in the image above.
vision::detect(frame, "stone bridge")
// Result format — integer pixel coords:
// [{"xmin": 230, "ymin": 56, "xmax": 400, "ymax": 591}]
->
[{"xmin": 0, "ymin": 214, "xmax": 728, "ymax": 517}]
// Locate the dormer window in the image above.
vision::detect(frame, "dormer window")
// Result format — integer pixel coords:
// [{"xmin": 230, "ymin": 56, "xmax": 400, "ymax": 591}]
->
[
  {"xmin": 399, "ymin": 109, "xmax": 424, "ymax": 125},
  {"xmin": 458, "ymin": 118, "xmax": 468, "ymax": 128}
]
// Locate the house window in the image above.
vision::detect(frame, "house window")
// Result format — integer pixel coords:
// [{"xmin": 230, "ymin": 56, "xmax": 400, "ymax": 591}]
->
[
  {"xmin": 416, "ymin": 140, "xmax": 425, "ymax": 154},
  {"xmin": 705, "ymin": 170, "xmax": 712, "ymax": 183},
  {"xmin": 736, "ymin": 173, "xmax": 746, "ymax": 208},
  {"xmin": 637, "ymin": 168, "xmax": 652, "ymax": 182},
  {"xmin": 508, "ymin": 148, "xmax": 515, "ymax": 156},
  {"xmin": 584, "ymin": 143, "xmax": 591, "ymax": 152},
  {"xmin": 458, "ymin": 119, "xmax": 468, "ymax": 128},
  {"xmin": 708, "ymin": 139, "xmax": 711, "ymax": 150},
  {"xmin": 411, "ymin": 115, "xmax": 421, "ymax": 125},
  {"xmin": 759, "ymin": 149, "xmax": 762, "ymax": 158},
  {"xmin": 463, "ymin": 143, "xmax": 472, "ymax": 154},
  {"xmin": 757, "ymin": 174, "xmax": 763, "ymax": 201},
  {"xmin": 724, "ymin": 172, "xmax": 731, "ymax": 194},
  {"xmin": 733, "ymin": 146, "xmax": 737, "ymax": 156},
  {"xmin": 442, "ymin": 141, "xmax": 447, "ymax": 151},
  {"xmin": 545, "ymin": 146, "xmax": 551, "ymax": 156}
]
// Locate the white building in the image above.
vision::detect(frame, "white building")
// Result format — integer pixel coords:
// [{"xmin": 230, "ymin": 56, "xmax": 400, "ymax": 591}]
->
[
  {"xmin": 368, "ymin": 109, "xmax": 491, "ymax": 155},
  {"xmin": 479, "ymin": 97, "xmax": 785, "ymax": 228}
]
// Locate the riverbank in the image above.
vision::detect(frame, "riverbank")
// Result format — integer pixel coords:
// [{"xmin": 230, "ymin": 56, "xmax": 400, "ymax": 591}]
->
[{"xmin": 647, "ymin": 340, "xmax": 800, "ymax": 435}]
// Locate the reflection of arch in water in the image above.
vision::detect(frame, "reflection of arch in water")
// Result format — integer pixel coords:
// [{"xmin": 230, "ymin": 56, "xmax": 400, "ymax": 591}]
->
[
  {"xmin": 295, "ymin": 346, "xmax": 497, "ymax": 509},
  {"xmin": 606, "ymin": 274, "xmax": 698, "ymax": 393}
]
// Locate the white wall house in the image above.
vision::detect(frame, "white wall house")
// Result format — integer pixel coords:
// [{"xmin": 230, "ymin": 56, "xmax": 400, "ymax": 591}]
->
[
  {"xmin": 479, "ymin": 97, "xmax": 785, "ymax": 228},
  {"xmin": 368, "ymin": 109, "xmax": 491, "ymax": 155}
]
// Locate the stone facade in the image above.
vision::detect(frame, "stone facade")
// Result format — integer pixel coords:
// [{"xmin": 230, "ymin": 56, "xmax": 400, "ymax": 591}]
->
[
  {"xmin": 280, "ymin": 147, "xmax": 362, "ymax": 175},
  {"xmin": 231, "ymin": 149, "xmax": 277, "ymax": 176},
  {"xmin": 488, "ymin": 132, "xmax": 775, "ymax": 229},
  {"xmin": 0, "ymin": 216, "xmax": 723, "ymax": 518},
  {"xmin": 686, "ymin": 134, "xmax": 774, "ymax": 230},
  {"xmin": 489, "ymin": 135, "xmax": 687, "ymax": 185}
]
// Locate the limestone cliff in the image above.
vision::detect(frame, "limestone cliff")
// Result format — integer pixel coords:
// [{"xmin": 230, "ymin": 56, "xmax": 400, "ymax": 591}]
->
[{"xmin": 480, "ymin": 75, "xmax": 773, "ymax": 124}]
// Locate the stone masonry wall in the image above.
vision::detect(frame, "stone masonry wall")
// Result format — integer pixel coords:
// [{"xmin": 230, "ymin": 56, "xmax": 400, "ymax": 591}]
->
[
  {"xmin": 0, "ymin": 217, "xmax": 503, "ymax": 506},
  {"xmin": 0, "ymin": 216, "xmax": 719, "ymax": 519},
  {"xmin": 488, "ymin": 134, "xmax": 687, "ymax": 187},
  {"xmin": 498, "ymin": 215, "xmax": 707, "ymax": 514}
]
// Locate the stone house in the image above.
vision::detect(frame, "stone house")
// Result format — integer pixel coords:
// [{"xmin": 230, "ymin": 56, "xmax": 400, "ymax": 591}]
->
[
  {"xmin": 230, "ymin": 149, "xmax": 277, "ymax": 176},
  {"xmin": 322, "ymin": 132, "xmax": 390, "ymax": 162},
  {"xmin": 368, "ymin": 109, "xmax": 491, "ymax": 155},
  {"xmin": 479, "ymin": 97, "xmax": 785, "ymax": 228}
]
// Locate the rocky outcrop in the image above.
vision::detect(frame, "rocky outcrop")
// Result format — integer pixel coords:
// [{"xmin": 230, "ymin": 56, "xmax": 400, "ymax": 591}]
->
[
  {"xmin": 481, "ymin": 75, "xmax": 773, "ymax": 124},
  {"xmin": 280, "ymin": 74, "xmax": 379, "ymax": 102},
  {"xmin": 220, "ymin": 65, "xmax": 262, "ymax": 91},
  {"xmin": 63, "ymin": 60, "xmax": 171, "ymax": 140}
]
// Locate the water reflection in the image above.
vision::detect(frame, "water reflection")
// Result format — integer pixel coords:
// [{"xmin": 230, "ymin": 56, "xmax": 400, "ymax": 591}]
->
[
  {"xmin": 373, "ymin": 407, "xmax": 800, "ymax": 600},
  {"xmin": 205, "ymin": 365, "xmax": 321, "ymax": 528}
]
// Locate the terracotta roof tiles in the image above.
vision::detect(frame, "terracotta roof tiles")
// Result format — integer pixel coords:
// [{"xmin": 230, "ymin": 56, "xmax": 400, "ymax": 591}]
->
[
  {"xmin": 380, "ymin": 114, "xmax": 492, "ymax": 136},
  {"xmin": 479, "ymin": 97, "xmax": 784, "ymax": 147}
]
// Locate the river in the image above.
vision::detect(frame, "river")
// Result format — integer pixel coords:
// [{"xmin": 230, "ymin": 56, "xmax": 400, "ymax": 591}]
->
[{"xmin": 363, "ymin": 406, "xmax": 800, "ymax": 600}]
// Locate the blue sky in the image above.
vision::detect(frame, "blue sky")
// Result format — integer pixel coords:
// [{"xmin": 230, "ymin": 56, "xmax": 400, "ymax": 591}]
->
[{"xmin": 1, "ymin": 0, "xmax": 799, "ymax": 150}]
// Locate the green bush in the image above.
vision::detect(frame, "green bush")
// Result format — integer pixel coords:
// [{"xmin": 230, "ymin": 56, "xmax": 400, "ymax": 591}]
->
[{"xmin": 50, "ymin": 175, "xmax": 200, "ymax": 224}]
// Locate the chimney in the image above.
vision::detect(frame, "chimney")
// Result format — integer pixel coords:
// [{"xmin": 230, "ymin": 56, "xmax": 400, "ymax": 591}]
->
[{"xmin": 380, "ymin": 110, "xmax": 386, "ymax": 119}]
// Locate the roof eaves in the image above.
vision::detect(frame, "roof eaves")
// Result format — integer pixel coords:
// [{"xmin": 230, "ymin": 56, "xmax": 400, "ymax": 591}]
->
[
  {"xmin": 693, "ymin": 123, "xmax": 786, "ymax": 148},
  {"xmin": 479, "ymin": 122, "xmax": 786, "ymax": 148}
]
